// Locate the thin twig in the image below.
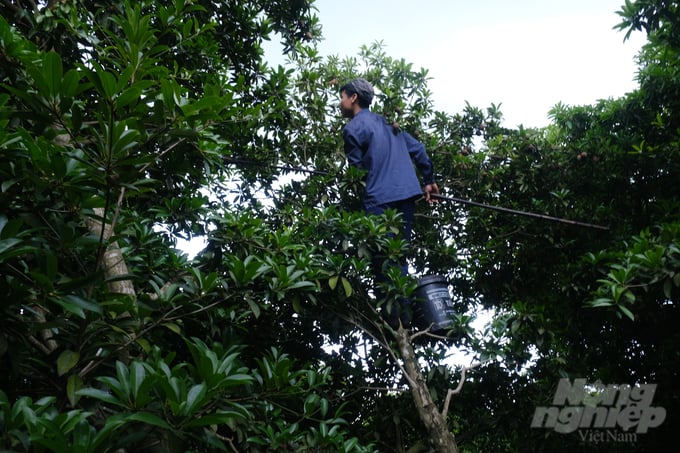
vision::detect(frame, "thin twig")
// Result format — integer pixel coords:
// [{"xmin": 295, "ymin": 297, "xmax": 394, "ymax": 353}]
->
[
  {"xmin": 360, "ymin": 386, "xmax": 409, "ymax": 393},
  {"xmin": 441, "ymin": 360, "xmax": 489, "ymax": 419},
  {"xmin": 28, "ymin": 335, "xmax": 53, "ymax": 355},
  {"xmin": 109, "ymin": 186, "xmax": 127, "ymax": 234},
  {"xmin": 138, "ymin": 137, "xmax": 188, "ymax": 174},
  {"xmin": 409, "ymin": 323, "xmax": 450, "ymax": 342},
  {"xmin": 165, "ymin": 299, "xmax": 226, "ymax": 321},
  {"xmin": 214, "ymin": 433, "xmax": 239, "ymax": 453}
]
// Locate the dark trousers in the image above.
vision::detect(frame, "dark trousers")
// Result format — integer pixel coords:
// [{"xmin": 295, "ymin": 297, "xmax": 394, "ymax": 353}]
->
[{"xmin": 365, "ymin": 197, "xmax": 416, "ymax": 327}]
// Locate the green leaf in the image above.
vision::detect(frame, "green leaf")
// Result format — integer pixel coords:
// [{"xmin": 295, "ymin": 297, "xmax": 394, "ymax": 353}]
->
[
  {"xmin": 115, "ymin": 361, "xmax": 131, "ymax": 401},
  {"xmin": 344, "ymin": 438, "xmax": 359, "ymax": 451},
  {"xmin": 99, "ymin": 70, "xmax": 118, "ymax": 99},
  {"xmin": 76, "ymin": 388, "xmax": 127, "ymax": 408},
  {"xmin": 161, "ymin": 79, "xmax": 180, "ymax": 107},
  {"xmin": 50, "ymin": 295, "xmax": 102, "ymax": 319},
  {"xmin": 18, "ymin": 400, "xmax": 38, "ymax": 428},
  {"xmin": 57, "ymin": 350, "xmax": 80, "ymax": 376},
  {"xmin": 183, "ymin": 383, "xmax": 207, "ymax": 416},
  {"xmin": 91, "ymin": 416, "xmax": 126, "ymax": 450},
  {"xmin": 589, "ymin": 298, "xmax": 613, "ymax": 308},
  {"xmin": 115, "ymin": 86, "xmax": 143, "ymax": 110},
  {"xmin": 328, "ymin": 275, "xmax": 339, "ymax": 290},
  {"xmin": 167, "ymin": 376, "xmax": 182, "ymax": 404},
  {"xmin": 123, "ymin": 412, "xmax": 173, "ymax": 430},
  {"xmin": 246, "ymin": 298, "xmax": 261, "ymax": 318},
  {"xmin": 0, "ymin": 238, "xmax": 21, "ymax": 257},
  {"xmin": 130, "ymin": 362, "xmax": 146, "ymax": 401},
  {"xmin": 304, "ymin": 393, "xmax": 319, "ymax": 416},
  {"xmin": 43, "ymin": 51, "xmax": 63, "ymax": 98},
  {"xmin": 66, "ymin": 375, "xmax": 83, "ymax": 407},
  {"xmin": 223, "ymin": 373, "xmax": 253, "ymax": 387},
  {"xmin": 292, "ymin": 296, "xmax": 302, "ymax": 312},
  {"xmin": 289, "ymin": 280, "xmax": 315, "ymax": 290},
  {"xmin": 111, "ymin": 127, "xmax": 140, "ymax": 156},
  {"xmin": 618, "ymin": 305, "xmax": 636, "ymax": 321},
  {"xmin": 320, "ymin": 398, "xmax": 329, "ymax": 417},
  {"xmin": 62, "ymin": 68, "xmax": 82, "ymax": 98},
  {"xmin": 663, "ymin": 278, "xmax": 672, "ymax": 299},
  {"xmin": 1, "ymin": 179, "xmax": 17, "ymax": 192},
  {"xmin": 97, "ymin": 376, "xmax": 127, "ymax": 403},
  {"xmin": 162, "ymin": 322, "xmax": 182, "ymax": 334},
  {"xmin": 215, "ymin": 351, "xmax": 239, "ymax": 375},
  {"xmin": 341, "ymin": 277, "xmax": 353, "ymax": 297}
]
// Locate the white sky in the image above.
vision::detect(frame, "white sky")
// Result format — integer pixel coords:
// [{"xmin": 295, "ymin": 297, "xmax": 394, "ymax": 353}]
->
[{"xmin": 302, "ymin": 0, "xmax": 647, "ymax": 128}]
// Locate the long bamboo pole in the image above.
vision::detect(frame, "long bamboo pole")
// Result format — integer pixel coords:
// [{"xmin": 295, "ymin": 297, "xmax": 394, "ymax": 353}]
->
[{"xmin": 431, "ymin": 193, "xmax": 610, "ymax": 231}]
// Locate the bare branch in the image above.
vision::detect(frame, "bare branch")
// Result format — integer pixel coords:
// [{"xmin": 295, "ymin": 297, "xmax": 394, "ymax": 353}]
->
[
  {"xmin": 214, "ymin": 433, "xmax": 239, "ymax": 453},
  {"xmin": 165, "ymin": 299, "xmax": 226, "ymax": 321},
  {"xmin": 328, "ymin": 302, "xmax": 418, "ymax": 388},
  {"xmin": 409, "ymin": 323, "xmax": 450, "ymax": 342},
  {"xmin": 109, "ymin": 187, "xmax": 127, "ymax": 235},
  {"xmin": 138, "ymin": 138, "xmax": 188, "ymax": 174},
  {"xmin": 28, "ymin": 335, "xmax": 54, "ymax": 355},
  {"xmin": 441, "ymin": 360, "xmax": 489, "ymax": 419},
  {"xmin": 361, "ymin": 386, "xmax": 409, "ymax": 393}
]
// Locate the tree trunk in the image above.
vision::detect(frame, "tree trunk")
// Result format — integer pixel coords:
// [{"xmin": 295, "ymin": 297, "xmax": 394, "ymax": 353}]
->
[
  {"xmin": 395, "ymin": 327, "xmax": 459, "ymax": 453},
  {"xmin": 85, "ymin": 206, "xmax": 136, "ymax": 365},
  {"xmin": 86, "ymin": 206, "xmax": 136, "ymax": 298}
]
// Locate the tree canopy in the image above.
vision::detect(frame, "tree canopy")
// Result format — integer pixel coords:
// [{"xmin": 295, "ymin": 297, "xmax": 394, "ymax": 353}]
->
[{"xmin": 1, "ymin": 0, "xmax": 678, "ymax": 452}]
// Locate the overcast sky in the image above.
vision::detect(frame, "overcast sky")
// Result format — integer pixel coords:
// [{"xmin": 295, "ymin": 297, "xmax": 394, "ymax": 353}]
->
[{"xmin": 295, "ymin": 0, "xmax": 647, "ymax": 128}]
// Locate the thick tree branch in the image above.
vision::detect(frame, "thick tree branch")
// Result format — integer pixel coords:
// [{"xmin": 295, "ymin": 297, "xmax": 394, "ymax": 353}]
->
[{"xmin": 395, "ymin": 328, "xmax": 459, "ymax": 453}]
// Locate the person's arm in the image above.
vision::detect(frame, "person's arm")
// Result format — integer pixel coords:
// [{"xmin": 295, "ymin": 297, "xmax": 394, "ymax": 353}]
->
[
  {"xmin": 342, "ymin": 127, "xmax": 365, "ymax": 168},
  {"xmin": 403, "ymin": 132, "xmax": 433, "ymax": 182},
  {"xmin": 403, "ymin": 132, "xmax": 440, "ymax": 202}
]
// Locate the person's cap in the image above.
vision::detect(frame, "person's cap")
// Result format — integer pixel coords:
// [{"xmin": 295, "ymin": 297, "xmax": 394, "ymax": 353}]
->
[{"xmin": 350, "ymin": 78, "xmax": 374, "ymax": 105}]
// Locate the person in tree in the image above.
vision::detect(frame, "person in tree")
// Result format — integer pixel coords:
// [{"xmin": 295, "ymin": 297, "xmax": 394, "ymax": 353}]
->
[{"xmin": 339, "ymin": 78, "xmax": 440, "ymax": 329}]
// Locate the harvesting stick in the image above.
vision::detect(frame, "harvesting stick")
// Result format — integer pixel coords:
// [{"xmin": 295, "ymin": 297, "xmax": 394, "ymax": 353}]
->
[{"xmin": 430, "ymin": 193, "xmax": 610, "ymax": 231}]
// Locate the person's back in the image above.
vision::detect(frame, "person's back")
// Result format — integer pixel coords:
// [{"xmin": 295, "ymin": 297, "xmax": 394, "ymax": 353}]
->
[{"xmin": 342, "ymin": 109, "xmax": 425, "ymax": 210}]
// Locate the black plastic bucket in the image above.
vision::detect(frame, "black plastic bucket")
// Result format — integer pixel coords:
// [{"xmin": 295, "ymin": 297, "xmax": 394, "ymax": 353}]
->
[{"xmin": 414, "ymin": 275, "xmax": 456, "ymax": 333}]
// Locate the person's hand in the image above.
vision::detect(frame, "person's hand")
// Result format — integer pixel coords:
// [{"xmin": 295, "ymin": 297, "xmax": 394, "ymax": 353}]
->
[{"xmin": 424, "ymin": 183, "xmax": 440, "ymax": 203}]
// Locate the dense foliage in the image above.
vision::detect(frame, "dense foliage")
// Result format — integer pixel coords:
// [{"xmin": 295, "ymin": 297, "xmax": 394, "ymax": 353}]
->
[{"xmin": 1, "ymin": 0, "xmax": 678, "ymax": 451}]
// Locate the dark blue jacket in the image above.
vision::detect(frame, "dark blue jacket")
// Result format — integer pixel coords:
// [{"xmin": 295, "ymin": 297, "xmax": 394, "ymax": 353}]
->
[{"xmin": 342, "ymin": 109, "xmax": 435, "ymax": 210}]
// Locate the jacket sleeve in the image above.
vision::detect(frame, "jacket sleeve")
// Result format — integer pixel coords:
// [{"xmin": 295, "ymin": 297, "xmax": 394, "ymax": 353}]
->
[
  {"xmin": 403, "ymin": 132, "xmax": 435, "ymax": 184},
  {"xmin": 342, "ymin": 126, "xmax": 365, "ymax": 168}
]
